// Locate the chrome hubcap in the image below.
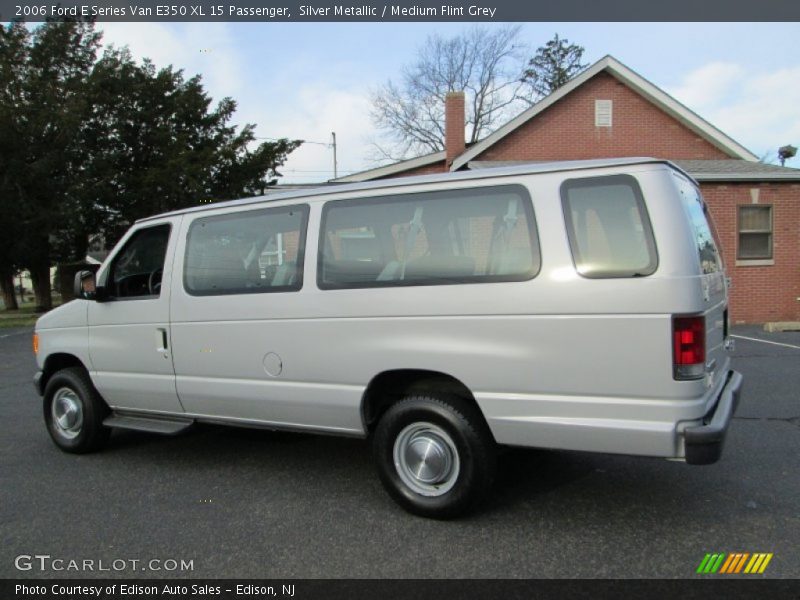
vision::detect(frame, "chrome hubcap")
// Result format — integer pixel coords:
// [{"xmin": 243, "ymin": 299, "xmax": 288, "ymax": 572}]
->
[
  {"xmin": 51, "ymin": 388, "xmax": 83, "ymax": 440},
  {"xmin": 393, "ymin": 422, "xmax": 460, "ymax": 496}
]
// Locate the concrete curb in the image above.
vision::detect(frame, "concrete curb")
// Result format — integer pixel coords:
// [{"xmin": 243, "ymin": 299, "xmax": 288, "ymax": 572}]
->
[{"xmin": 764, "ymin": 322, "xmax": 800, "ymax": 332}]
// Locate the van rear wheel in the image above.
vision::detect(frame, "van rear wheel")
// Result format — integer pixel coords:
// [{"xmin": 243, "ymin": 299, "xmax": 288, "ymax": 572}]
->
[
  {"xmin": 372, "ymin": 395, "xmax": 496, "ymax": 519},
  {"xmin": 43, "ymin": 367, "xmax": 110, "ymax": 454}
]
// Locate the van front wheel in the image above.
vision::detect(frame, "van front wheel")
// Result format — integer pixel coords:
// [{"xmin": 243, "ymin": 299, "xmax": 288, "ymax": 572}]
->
[
  {"xmin": 43, "ymin": 367, "xmax": 110, "ymax": 454},
  {"xmin": 372, "ymin": 395, "xmax": 495, "ymax": 519}
]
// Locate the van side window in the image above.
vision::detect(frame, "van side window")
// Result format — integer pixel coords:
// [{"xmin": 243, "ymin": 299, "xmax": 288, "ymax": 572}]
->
[
  {"xmin": 674, "ymin": 175, "xmax": 722, "ymax": 273},
  {"xmin": 184, "ymin": 205, "xmax": 309, "ymax": 296},
  {"xmin": 107, "ymin": 224, "xmax": 171, "ymax": 299},
  {"xmin": 319, "ymin": 185, "xmax": 540, "ymax": 289},
  {"xmin": 561, "ymin": 175, "xmax": 658, "ymax": 278}
]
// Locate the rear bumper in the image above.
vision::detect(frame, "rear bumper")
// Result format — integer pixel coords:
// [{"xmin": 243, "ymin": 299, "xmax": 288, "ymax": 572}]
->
[{"xmin": 683, "ymin": 370, "xmax": 743, "ymax": 465}]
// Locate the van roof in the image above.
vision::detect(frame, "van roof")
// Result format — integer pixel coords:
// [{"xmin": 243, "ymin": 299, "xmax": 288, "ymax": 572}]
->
[{"xmin": 137, "ymin": 157, "xmax": 691, "ymax": 223}]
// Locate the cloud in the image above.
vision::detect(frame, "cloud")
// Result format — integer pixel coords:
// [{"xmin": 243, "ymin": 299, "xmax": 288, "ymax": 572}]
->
[
  {"xmin": 89, "ymin": 27, "xmax": 800, "ymax": 181},
  {"xmin": 668, "ymin": 62, "xmax": 800, "ymax": 159},
  {"xmin": 237, "ymin": 85, "xmax": 377, "ymax": 183},
  {"xmin": 97, "ymin": 24, "xmax": 378, "ymax": 183},
  {"xmin": 667, "ymin": 62, "xmax": 745, "ymax": 110},
  {"xmin": 98, "ymin": 23, "xmax": 243, "ymax": 102}
]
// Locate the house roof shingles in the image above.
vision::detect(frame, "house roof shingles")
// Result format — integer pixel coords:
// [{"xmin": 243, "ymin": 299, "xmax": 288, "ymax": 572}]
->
[
  {"xmin": 673, "ymin": 160, "xmax": 800, "ymax": 181},
  {"xmin": 467, "ymin": 159, "xmax": 800, "ymax": 182}
]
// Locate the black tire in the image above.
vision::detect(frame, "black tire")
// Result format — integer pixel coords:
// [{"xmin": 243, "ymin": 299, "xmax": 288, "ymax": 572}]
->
[
  {"xmin": 43, "ymin": 367, "xmax": 111, "ymax": 454},
  {"xmin": 372, "ymin": 394, "xmax": 496, "ymax": 519}
]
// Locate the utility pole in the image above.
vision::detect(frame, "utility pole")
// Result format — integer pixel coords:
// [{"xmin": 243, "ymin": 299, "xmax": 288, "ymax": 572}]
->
[{"xmin": 331, "ymin": 132, "xmax": 338, "ymax": 179}]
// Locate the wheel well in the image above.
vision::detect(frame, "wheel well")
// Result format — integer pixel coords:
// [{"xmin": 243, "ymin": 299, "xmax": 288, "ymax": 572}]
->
[
  {"xmin": 362, "ymin": 369, "xmax": 488, "ymax": 435},
  {"xmin": 42, "ymin": 354, "xmax": 88, "ymax": 390}
]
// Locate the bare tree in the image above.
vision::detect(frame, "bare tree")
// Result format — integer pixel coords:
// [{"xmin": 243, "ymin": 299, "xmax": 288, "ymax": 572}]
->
[{"xmin": 370, "ymin": 26, "xmax": 533, "ymax": 160}]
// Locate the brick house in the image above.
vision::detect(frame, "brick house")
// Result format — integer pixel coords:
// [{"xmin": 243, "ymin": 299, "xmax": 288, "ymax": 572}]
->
[{"xmin": 335, "ymin": 56, "xmax": 800, "ymax": 324}]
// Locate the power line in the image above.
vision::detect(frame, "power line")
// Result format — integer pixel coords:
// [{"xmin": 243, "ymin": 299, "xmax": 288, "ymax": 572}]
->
[
  {"xmin": 253, "ymin": 136, "xmax": 331, "ymax": 146},
  {"xmin": 255, "ymin": 132, "xmax": 340, "ymax": 178},
  {"xmin": 281, "ymin": 168, "xmax": 359, "ymax": 173}
]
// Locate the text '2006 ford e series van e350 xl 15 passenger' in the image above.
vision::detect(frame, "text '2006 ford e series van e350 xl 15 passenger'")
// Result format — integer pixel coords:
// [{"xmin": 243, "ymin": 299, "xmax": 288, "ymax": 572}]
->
[{"xmin": 33, "ymin": 158, "xmax": 742, "ymax": 518}]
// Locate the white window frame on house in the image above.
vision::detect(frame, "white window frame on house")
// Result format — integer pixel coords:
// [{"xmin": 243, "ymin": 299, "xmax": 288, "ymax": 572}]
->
[{"xmin": 736, "ymin": 205, "xmax": 774, "ymax": 266}]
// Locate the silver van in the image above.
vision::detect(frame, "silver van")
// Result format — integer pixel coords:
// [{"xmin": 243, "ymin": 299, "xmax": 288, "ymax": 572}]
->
[{"xmin": 33, "ymin": 158, "xmax": 742, "ymax": 518}]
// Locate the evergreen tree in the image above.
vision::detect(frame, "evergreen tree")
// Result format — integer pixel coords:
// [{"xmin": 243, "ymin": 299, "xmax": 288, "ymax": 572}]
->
[
  {"xmin": 522, "ymin": 34, "xmax": 588, "ymax": 98},
  {"xmin": 0, "ymin": 21, "xmax": 300, "ymax": 311}
]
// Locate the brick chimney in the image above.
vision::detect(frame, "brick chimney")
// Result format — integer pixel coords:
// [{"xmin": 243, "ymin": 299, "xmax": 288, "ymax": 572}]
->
[{"xmin": 445, "ymin": 91, "xmax": 466, "ymax": 169}]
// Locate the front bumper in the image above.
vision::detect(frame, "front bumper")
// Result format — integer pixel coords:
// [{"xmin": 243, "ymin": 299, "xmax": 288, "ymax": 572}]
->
[{"xmin": 684, "ymin": 370, "xmax": 743, "ymax": 465}]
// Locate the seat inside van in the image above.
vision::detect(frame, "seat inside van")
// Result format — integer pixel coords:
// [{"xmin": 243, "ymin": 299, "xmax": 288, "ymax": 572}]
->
[
  {"xmin": 271, "ymin": 262, "xmax": 296, "ymax": 287},
  {"xmin": 403, "ymin": 255, "xmax": 476, "ymax": 280},
  {"xmin": 188, "ymin": 246, "xmax": 249, "ymax": 292}
]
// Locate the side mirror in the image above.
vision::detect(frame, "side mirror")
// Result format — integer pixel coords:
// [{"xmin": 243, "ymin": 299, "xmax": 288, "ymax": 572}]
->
[
  {"xmin": 73, "ymin": 270, "xmax": 102, "ymax": 300},
  {"xmin": 74, "ymin": 270, "xmax": 96, "ymax": 299}
]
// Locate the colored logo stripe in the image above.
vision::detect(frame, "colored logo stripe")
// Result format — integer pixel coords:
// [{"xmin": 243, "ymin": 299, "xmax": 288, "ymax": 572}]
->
[
  {"xmin": 697, "ymin": 553, "xmax": 773, "ymax": 574},
  {"xmin": 720, "ymin": 553, "xmax": 749, "ymax": 573},
  {"xmin": 719, "ymin": 553, "xmax": 736, "ymax": 573},
  {"xmin": 697, "ymin": 553, "xmax": 726, "ymax": 573},
  {"xmin": 745, "ymin": 553, "xmax": 773, "ymax": 574}
]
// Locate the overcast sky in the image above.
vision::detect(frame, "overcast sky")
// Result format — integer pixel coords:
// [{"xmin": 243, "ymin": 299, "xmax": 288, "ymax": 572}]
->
[{"xmin": 95, "ymin": 22, "xmax": 800, "ymax": 183}]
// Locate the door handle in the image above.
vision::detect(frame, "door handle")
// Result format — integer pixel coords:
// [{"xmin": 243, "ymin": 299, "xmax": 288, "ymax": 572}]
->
[{"xmin": 156, "ymin": 328, "xmax": 169, "ymax": 357}]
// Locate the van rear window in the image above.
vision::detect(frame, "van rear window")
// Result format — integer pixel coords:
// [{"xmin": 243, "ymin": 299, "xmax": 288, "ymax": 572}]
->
[
  {"xmin": 319, "ymin": 185, "xmax": 540, "ymax": 289},
  {"xmin": 561, "ymin": 175, "xmax": 658, "ymax": 278},
  {"xmin": 674, "ymin": 175, "xmax": 722, "ymax": 273}
]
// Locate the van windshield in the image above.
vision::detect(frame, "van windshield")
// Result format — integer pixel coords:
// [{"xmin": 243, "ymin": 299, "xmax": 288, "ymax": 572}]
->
[{"xmin": 674, "ymin": 175, "xmax": 722, "ymax": 274}]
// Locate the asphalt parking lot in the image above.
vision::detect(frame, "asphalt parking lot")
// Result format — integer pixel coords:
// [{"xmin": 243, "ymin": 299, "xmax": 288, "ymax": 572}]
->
[{"xmin": 1, "ymin": 325, "xmax": 798, "ymax": 579}]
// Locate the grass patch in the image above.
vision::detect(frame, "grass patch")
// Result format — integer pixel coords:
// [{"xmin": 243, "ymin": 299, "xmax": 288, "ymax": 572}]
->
[
  {"xmin": 0, "ymin": 316, "xmax": 37, "ymax": 328},
  {"xmin": 1, "ymin": 302, "xmax": 56, "ymax": 313},
  {"xmin": 0, "ymin": 300, "xmax": 62, "ymax": 327}
]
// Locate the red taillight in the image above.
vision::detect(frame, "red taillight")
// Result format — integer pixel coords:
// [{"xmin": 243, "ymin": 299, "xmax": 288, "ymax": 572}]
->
[{"xmin": 673, "ymin": 315, "xmax": 705, "ymax": 380}]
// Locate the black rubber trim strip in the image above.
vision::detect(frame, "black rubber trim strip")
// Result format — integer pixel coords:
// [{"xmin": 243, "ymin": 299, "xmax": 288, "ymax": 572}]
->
[
  {"xmin": 33, "ymin": 371, "xmax": 44, "ymax": 396},
  {"xmin": 684, "ymin": 370, "xmax": 743, "ymax": 465}
]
